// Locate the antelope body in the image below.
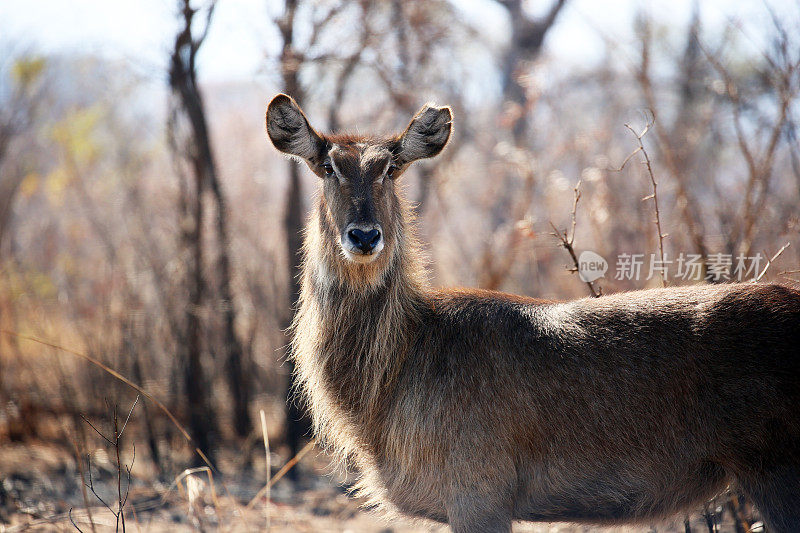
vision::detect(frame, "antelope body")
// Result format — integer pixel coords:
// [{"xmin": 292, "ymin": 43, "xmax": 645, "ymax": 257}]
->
[{"xmin": 265, "ymin": 93, "xmax": 800, "ymax": 532}]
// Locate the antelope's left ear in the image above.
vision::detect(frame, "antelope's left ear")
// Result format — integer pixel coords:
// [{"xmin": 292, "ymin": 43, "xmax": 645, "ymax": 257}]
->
[{"xmin": 397, "ymin": 103, "xmax": 453, "ymax": 164}]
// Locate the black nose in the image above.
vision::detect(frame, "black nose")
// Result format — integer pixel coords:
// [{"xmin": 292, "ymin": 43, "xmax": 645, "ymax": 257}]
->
[{"xmin": 347, "ymin": 228, "xmax": 381, "ymax": 253}]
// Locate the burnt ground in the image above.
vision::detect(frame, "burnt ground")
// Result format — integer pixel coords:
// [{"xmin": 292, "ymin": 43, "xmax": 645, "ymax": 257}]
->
[{"xmin": 0, "ymin": 441, "xmax": 748, "ymax": 532}]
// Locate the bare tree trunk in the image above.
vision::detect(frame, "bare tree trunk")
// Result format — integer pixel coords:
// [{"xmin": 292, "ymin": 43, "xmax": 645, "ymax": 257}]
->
[
  {"xmin": 208, "ymin": 170, "xmax": 252, "ymax": 437},
  {"xmin": 170, "ymin": 0, "xmax": 252, "ymax": 442},
  {"xmin": 275, "ymin": 0, "xmax": 314, "ymax": 465},
  {"xmin": 283, "ymin": 161, "xmax": 310, "ymax": 463},
  {"xmin": 185, "ymin": 153, "xmax": 216, "ymax": 461},
  {"xmin": 477, "ymin": 0, "xmax": 567, "ymax": 290},
  {"xmin": 169, "ymin": 0, "xmax": 217, "ymax": 461},
  {"xmin": 497, "ymin": 0, "xmax": 567, "ymax": 143}
]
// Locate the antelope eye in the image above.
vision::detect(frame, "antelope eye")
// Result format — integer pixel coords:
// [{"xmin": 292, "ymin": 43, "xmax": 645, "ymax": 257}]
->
[
  {"xmin": 386, "ymin": 165, "xmax": 398, "ymax": 179},
  {"xmin": 323, "ymin": 163, "xmax": 334, "ymax": 176}
]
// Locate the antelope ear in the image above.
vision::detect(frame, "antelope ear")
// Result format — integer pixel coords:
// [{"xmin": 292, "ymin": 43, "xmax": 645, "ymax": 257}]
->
[
  {"xmin": 266, "ymin": 94, "xmax": 324, "ymax": 160},
  {"xmin": 397, "ymin": 103, "xmax": 452, "ymax": 164}
]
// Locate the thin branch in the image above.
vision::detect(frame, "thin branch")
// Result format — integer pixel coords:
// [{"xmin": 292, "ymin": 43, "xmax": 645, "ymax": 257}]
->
[
  {"xmin": 699, "ymin": 38, "xmax": 793, "ymax": 256},
  {"xmin": 308, "ymin": 1, "xmax": 346, "ymax": 50},
  {"xmin": 636, "ymin": 19, "xmax": 708, "ymax": 263},
  {"xmin": 611, "ymin": 146, "xmax": 643, "ymax": 173},
  {"xmin": 549, "ymin": 180, "xmax": 601, "ymax": 298},
  {"xmin": 112, "ymin": 405, "xmax": 126, "ymax": 533},
  {"xmin": 122, "ymin": 443, "xmax": 136, "ymax": 509},
  {"xmin": 69, "ymin": 508, "xmax": 85, "ymax": 533},
  {"xmin": 80, "ymin": 415, "xmax": 114, "ymax": 447},
  {"xmin": 624, "ymin": 120, "xmax": 668, "ymax": 287},
  {"xmin": 567, "ymin": 179, "xmax": 581, "ymax": 246},
  {"xmin": 194, "ymin": 0, "xmax": 217, "ymax": 48},
  {"xmin": 118, "ymin": 395, "xmax": 140, "ymax": 439},
  {"xmin": 85, "ymin": 455, "xmax": 113, "ymax": 513},
  {"xmin": 69, "ymin": 432, "xmax": 97, "ymax": 533},
  {"xmin": 754, "ymin": 242, "xmax": 791, "ymax": 282},
  {"xmin": 80, "ymin": 396, "xmax": 138, "ymax": 533}
]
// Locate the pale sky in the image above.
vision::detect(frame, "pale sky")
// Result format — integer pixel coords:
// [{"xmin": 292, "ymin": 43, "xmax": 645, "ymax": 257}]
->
[{"xmin": 0, "ymin": 0, "xmax": 794, "ymax": 83}]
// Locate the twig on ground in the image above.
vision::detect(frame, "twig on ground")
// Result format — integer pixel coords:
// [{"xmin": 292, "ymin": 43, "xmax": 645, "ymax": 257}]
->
[
  {"xmin": 260, "ymin": 409, "xmax": 271, "ymax": 531},
  {"xmin": 246, "ymin": 439, "xmax": 317, "ymax": 510},
  {"xmin": 5, "ymin": 496, "xmax": 166, "ymax": 532},
  {"xmin": 163, "ymin": 466, "xmax": 221, "ymax": 519}
]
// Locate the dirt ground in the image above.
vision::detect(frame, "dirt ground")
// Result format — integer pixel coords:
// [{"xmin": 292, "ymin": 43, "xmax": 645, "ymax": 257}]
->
[{"xmin": 0, "ymin": 441, "xmax": 747, "ymax": 532}]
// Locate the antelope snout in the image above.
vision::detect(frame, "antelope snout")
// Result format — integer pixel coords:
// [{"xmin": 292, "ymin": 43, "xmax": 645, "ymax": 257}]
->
[
  {"xmin": 348, "ymin": 228, "xmax": 381, "ymax": 252},
  {"xmin": 342, "ymin": 224, "xmax": 383, "ymax": 262}
]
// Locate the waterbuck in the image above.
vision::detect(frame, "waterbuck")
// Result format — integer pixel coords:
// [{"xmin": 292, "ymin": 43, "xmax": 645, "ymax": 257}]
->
[{"xmin": 265, "ymin": 93, "xmax": 800, "ymax": 532}]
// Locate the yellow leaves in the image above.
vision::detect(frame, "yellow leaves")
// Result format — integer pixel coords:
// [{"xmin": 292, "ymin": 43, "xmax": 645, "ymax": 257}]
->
[
  {"xmin": 42, "ymin": 104, "xmax": 107, "ymax": 204},
  {"xmin": 0, "ymin": 262, "xmax": 56, "ymax": 301},
  {"xmin": 43, "ymin": 167, "xmax": 71, "ymax": 206},
  {"xmin": 11, "ymin": 56, "xmax": 46, "ymax": 90},
  {"xmin": 57, "ymin": 250, "xmax": 79, "ymax": 279},
  {"xmin": 26, "ymin": 269, "xmax": 57, "ymax": 299},
  {"xmin": 50, "ymin": 105, "xmax": 105, "ymax": 167},
  {"xmin": 19, "ymin": 172, "xmax": 40, "ymax": 198},
  {"xmin": 19, "ymin": 168, "xmax": 73, "ymax": 206}
]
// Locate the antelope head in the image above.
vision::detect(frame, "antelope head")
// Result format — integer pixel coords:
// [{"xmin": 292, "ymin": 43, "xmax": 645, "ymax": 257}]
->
[{"xmin": 266, "ymin": 94, "xmax": 452, "ymax": 274}]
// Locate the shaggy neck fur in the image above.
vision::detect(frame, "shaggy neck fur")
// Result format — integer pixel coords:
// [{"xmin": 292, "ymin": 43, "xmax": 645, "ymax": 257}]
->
[{"xmin": 290, "ymin": 191, "xmax": 427, "ymax": 458}]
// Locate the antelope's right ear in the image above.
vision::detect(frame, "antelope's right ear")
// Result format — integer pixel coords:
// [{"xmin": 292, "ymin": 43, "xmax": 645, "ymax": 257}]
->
[{"xmin": 266, "ymin": 94, "xmax": 324, "ymax": 161}]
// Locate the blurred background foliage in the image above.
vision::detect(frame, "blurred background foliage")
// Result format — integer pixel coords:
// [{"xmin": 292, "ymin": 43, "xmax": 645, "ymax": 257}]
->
[{"xmin": 0, "ymin": 0, "xmax": 798, "ymax": 530}]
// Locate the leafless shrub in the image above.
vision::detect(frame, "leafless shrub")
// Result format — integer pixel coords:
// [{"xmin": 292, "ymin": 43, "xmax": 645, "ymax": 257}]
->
[{"xmin": 70, "ymin": 396, "xmax": 138, "ymax": 533}]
